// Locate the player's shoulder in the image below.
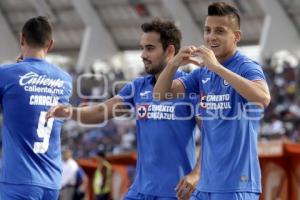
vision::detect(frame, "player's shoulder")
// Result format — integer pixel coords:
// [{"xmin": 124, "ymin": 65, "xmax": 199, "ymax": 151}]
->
[
  {"xmin": 178, "ymin": 68, "xmax": 203, "ymax": 80},
  {"xmin": 240, "ymin": 57, "xmax": 261, "ymax": 71},
  {"xmin": 174, "ymin": 70, "xmax": 188, "ymax": 78},
  {"xmin": 132, "ymin": 74, "xmax": 152, "ymax": 84},
  {"xmin": 0, "ymin": 62, "xmax": 21, "ymax": 71},
  {"xmin": 0, "ymin": 63, "xmax": 24, "ymax": 78},
  {"xmin": 235, "ymin": 51, "xmax": 260, "ymax": 67}
]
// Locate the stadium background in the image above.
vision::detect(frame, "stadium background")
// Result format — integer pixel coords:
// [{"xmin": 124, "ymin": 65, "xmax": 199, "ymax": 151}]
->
[{"xmin": 0, "ymin": 0, "xmax": 300, "ymax": 199}]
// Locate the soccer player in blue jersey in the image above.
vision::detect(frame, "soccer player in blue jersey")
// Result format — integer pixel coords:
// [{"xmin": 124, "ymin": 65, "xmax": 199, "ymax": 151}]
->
[
  {"xmin": 153, "ymin": 2, "xmax": 271, "ymax": 200},
  {"xmin": 0, "ymin": 16, "xmax": 72, "ymax": 200},
  {"xmin": 47, "ymin": 19, "xmax": 200, "ymax": 200}
]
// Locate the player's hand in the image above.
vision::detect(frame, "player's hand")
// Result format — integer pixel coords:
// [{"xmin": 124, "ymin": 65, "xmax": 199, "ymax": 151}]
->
[
  {"xmin": 46, "ymin": 105, "xmax": 72, "ymax": 121},
  {"xmin": 175, "ymin": 171, "xmax": 200, "ymax": 200},
  {"xmin": 169, "ymin": 45, "xmax": 203, "ymax": 68},
  {"xmin": 194, "ymin": 45, "xmax": 222, "ymax": 72}
]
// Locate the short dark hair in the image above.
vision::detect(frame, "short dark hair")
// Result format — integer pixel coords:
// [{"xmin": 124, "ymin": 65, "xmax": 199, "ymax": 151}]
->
[
  {"xmin": 22, "ymin": 16, "xmax": 52, "ymax": 48},
  {"xmin": 208, "ymin": 2, "xmax": 240, "ymax": 29},
  {"xmin": 141, "ymin": 18, "xmax": 181, "ymax": 54}
]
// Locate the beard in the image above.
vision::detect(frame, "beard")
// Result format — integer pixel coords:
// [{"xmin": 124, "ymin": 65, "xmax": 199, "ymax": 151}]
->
[
  {"xmin": 144, "ymin": 60, "xmax": 166, "ymax": 75},
  {"xmin": 145, "ymin": 66, "xmax": 161, "ymax": 75}
]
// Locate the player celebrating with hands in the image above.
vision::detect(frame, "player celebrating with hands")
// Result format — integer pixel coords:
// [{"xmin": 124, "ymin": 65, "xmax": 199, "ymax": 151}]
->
[
  {"xmin": 154, "ymin": 2, "xmax": 270, "ymax": 200},
  {"xmin": 47, "ymin": 19, "xmax": 200, "ymax": 200}
]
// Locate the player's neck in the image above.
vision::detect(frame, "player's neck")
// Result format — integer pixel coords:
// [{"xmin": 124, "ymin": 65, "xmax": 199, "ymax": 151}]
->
[
  {"xmin": 217, "ymin": 48, "xmax": 237, "ymax": 64},
  {"xmin": 154, "ymin": 70, "xmax": 165, "ymax": 85},
  {"xmin": 154, "ymin": 67, "xmax": 166, "ymax": 83},
  {"xmin": 23, "ymin": 48, "xmax": 47, "ymax": 60}
]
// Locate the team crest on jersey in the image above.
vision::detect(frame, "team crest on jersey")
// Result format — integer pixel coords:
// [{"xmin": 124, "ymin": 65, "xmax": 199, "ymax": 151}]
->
[
  {"xmin": 223, "ymin": 79, "xmax": 229, "ymax": 86},
  {"xmin": 137, "ymin": 105, "xmax": 148, "ymax": 118}
]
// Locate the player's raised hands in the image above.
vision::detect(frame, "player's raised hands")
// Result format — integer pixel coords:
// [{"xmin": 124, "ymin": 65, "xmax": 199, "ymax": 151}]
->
[
  {"xmin": 169, "ymin": 45, "xmax": 203, "ymax": 68},
  {"xmin": 193, "ymin": 45, "xmax": 222, "ymax": 72},
  {"xmin": 46, "ymin": 105, "xmax": 72, "ymax": 121}
]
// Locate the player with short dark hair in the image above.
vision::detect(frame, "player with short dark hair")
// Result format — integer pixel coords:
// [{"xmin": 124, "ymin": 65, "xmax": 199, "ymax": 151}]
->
[
  {"xmin": 154, "ymin": 2, "xmax": 270, "ymax": 200},
  {"xmin": 0, "ymin": 16, "xmax": 72, "ymax": 200},
  {"xmin": 47, "ymin": 18, "xmax": 200, "ymax": 200}
]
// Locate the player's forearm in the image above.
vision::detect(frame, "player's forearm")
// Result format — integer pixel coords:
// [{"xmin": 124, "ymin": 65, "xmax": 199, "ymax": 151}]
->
[
  {"xmin": 215, "ymin": 65, "xmax": 271, "ymax": 107},
  {"xmin": 154, "ymin": 62, "xmax": 178, "ymax": 100},
  {"xmin": 71, "ymin": 105, "xmax": 108, "ymax": 124},
  {"xmin": 191, "ymin": 149, "xmax": 201, "ymax": 177},
  {"xmin": 190, "ymin": 164, "xmax": 200, "ymax": 178}
]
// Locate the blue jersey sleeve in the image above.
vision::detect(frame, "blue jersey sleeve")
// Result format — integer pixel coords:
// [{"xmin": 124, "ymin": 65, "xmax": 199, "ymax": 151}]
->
[
  {"xmin": 239, "ymin": 61, "xmax": 266, "ymax": 107},
  {"xmin": 240, "ymin": 61, "xmax": 266, "ymax": 81},
  {"xmin": 117, "ymin": 81, "xmax": 135, "ymax": 105},
  {"xmin": 176, "ymin": 70, "xmax": 200, "ymax": 117},
  {"xmin": 178, "ymin": 68, "xmax": 201, "ymax": 95},
  {"xmin": 59, "ymin": 76, "xmax": 73, "ymax": 105}
]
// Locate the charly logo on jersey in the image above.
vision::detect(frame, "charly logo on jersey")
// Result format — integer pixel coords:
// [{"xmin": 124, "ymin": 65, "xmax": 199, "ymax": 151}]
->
[
  {"xmin": 201, "ymin": 78, "xmax": 211, "ymax": 84},
  {"xmin": 140, "ymin": 90, "xmax": 151, "ymax": 97},
  {"xmin": 136, "ymin": 104, "xmax": 175, "ymax": 120},
  {"xmin": 19, "ymin": 72, "xmax": 65, "ymax": 106}
]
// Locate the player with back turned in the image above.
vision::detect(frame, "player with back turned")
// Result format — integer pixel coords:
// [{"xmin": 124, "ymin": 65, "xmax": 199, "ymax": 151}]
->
[{"xmin": 0, "ymin": 16, "xmax": 72, "ymax": 200}]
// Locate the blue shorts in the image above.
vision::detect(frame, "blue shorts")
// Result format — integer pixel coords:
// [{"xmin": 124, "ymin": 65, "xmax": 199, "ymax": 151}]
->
[
  {"xmin": 190, "ymin": 190, "xmax": 260, "ymax": 200},
  {"xmin": 0, "ymin": 183, "xmax": 59, "ymax": 200},
  {"xmin": 124, "ymin": 188, "xmax": 177, "ymax": 200}
]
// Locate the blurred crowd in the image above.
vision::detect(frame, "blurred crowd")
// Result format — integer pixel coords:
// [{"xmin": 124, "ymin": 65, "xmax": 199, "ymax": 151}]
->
[{"xmin": 260, "ymin": 51, "xmax": 300, "ymax": 142}]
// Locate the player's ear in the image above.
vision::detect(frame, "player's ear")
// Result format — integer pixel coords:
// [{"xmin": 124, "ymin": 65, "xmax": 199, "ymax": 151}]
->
[
  {"xmin": 47, "ymin": 39, "xmax": 54, "ymax": 52},
  {"xmin": 166, "ymin": 44, "xmax": 175, "ymax": 60},
  {"xmin": 20, "ymin": 33, "xmax": 25, "ymax": 47},
  {"xmin": 234, "ymin": 30, "xmax": 241, "ymax": 43}
]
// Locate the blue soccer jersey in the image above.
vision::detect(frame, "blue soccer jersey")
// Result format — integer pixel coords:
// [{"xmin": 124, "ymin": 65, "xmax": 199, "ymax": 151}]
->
[
  {"xmin": 179, "ymin": 51, "xmax": 265, "ymax": 193},
  {"xmin": 0, "ymin": 57, "xmax": 72, "ymax": 190},
  {"xmin": 118, "ymin": 71, "xmax": 198, "ymax": 197}
]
